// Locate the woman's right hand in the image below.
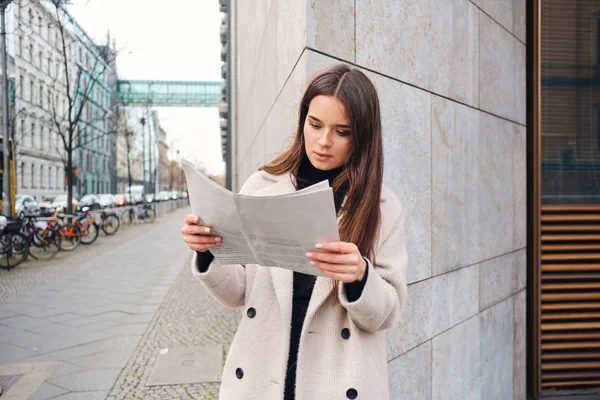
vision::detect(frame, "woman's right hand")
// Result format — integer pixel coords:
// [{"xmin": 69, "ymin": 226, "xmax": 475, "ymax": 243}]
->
[{"xmin": 181, "ymin": 214, "xmax": 222, "ymax": 252}]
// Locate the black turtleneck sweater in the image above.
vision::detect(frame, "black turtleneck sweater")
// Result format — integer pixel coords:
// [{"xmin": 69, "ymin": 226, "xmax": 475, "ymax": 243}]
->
[{"xmin": 195, "ymin": 156, "xmax": 368, "ymax": 399}]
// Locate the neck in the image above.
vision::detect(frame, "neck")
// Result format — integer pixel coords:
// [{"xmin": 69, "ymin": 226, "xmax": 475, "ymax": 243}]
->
[{"xmin": 296, "ymin": 154, "xmax": 342, "ymax": 189}]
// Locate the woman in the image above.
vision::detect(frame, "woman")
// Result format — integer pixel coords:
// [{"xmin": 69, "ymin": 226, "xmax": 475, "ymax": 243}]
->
[{"xmin": 181, "ymin": 64, "xmax": 407, "ymax": 400}]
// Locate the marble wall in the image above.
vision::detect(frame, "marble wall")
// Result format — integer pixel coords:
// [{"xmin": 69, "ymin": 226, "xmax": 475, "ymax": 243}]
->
[{"xmin": 231, "ymin": 0, "xmax": 527, "ymax": 398}]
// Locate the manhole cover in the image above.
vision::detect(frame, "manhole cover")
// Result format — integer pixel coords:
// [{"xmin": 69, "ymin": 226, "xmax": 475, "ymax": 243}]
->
[
  {"xmin": 146, "ymin": 345, "xmax": 223, "ymax": 386},
  {"xmin": 0, "ymin": 374, "xmax": 23, "ymax": 394}
]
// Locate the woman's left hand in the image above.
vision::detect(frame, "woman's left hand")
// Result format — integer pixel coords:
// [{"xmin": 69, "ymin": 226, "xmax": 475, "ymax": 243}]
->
[{"xmin": 306, "ymin": 242, "xmax": 367, "ymax": 283}]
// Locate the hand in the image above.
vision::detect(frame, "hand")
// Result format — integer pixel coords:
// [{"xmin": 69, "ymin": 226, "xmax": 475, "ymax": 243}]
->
[
  {"xmin": 306, "ymin": 241, "xmax": 367, "ymax": 283},
  {"xmin": 181, "ymin": 214, "xmax": 222, "ymax": 252}
]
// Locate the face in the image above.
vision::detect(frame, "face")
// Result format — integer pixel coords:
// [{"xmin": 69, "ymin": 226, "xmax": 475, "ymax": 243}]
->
[{"xmin": 303, "ymin": 95, "xmax": 353, "ymax": 171}]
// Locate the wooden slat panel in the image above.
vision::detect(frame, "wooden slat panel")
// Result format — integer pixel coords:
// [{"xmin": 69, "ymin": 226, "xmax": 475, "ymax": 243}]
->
[
  {"xmin": 539, "ymin": 202, "xmax": 600, "ymax": 392},
  {"xmin": 542, "ymin": 264, "xmax": 600, "ymax": 272},
  {"xmin": 541, "ymin": 282, "xmax": 600, "ymax": 290},
  {"xmin": 542, "ymin": 312, "xmax": 600, "ymax": 320},
  {"xmin": 542, "ymin": 234, "xmax": 600, "ymax": 241},
  {"xmin": 542, "ymin": 332, "xmax": 600, "ymax": 341},
  {"xmin": 541, "ymin": 361, "xmax": 600, "ymax": 370},
  {"xmin": 542, "ymin": 341, "xmax": 600, "ymax": 350},
  {"xmin": 542, "ymin": 214, "xmax": 600, "ymax": 222},
  {"xmin": 541, "ymin": 380, "xmax": 600, "ymax": 388},
  {"xmin": 542, "ymin": 205, "xmax": 600, "ymax": 212},
  {"xmin": 543, "ymin": 224, "xmax": 600, "ymax": 231},
  {"xmin": 542, "ymin": 253, "xmax": 600, "ymax": 261},
  {"xmin": 541, "ymin": 322, "xmax": 600, "ymax": 331},
  {"xmin": 542, "ymin": 351, "xmax": 600, "ymax": 360},
  {"xmin": 541, "ymin": 292, "xmax": 600, "ymax": 301},
  {"xmin": 542, "ymin": 302, "xmax": 600, "ymax": 310},
  {"xmin": 542, "ymin": 273, "xmax": 600, "ymax": 280},
  {"xmin": 542, "ymin": 244, "xmax": 600, "ymax": 251}
]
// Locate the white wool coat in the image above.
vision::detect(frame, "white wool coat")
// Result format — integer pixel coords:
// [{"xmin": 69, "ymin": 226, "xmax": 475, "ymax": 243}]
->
[{"xmin": 191, "ymin": 169, "xmax": 408, "ymax": 400}]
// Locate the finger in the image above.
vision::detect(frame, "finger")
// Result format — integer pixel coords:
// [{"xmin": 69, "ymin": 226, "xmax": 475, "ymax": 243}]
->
[
  {"xmin": 182, "ymin": 224, "xmax": 215, "ymax": 236},
  {"xmin": 310, "ymin": 259, "xmax": 356, "ymax": 274},
  {"xmin": 315, "ymin": 241, "xmax": 356, "ymax": 254},
  {"xmin": 307, "ymin": 251, "xmax": 358, "ymax": 266},
  {"xmin": 184, "ymin": 214, "xmax": 202, "ymax": 224},
  {"xmin": 188, "ymin": 242, "xmax": 221, "ymax": 252},
  {"xmin": 184, "ymin": 235, "xmax": 222, "ymax": 245},
  {"xmin": 319, "ymin": 268, "xmax": 356, "ymax": 283}
]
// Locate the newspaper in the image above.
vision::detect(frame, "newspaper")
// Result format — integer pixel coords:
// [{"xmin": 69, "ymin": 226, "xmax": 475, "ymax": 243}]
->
[{"xmin": 181, "ymin": 159, "xmax": 339, "ymax": 276}]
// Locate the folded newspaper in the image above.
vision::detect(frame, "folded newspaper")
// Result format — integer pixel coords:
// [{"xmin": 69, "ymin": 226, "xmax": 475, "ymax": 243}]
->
[{"xmin": 181, "ymin": 159, "xmax": 340, "ymax": 277}]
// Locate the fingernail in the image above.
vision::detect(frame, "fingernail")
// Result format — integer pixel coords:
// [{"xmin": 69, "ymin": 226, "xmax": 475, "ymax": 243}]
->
[
  {"xmin": 309, "ymin": 261, "xmax": 316, "ymax": 266},
  {"xmin": 315, "ymin": 244, "xmax": 323, "ymax": 248},
  {"xmin": 215, "ymin": 237, "xmax": 221, "ymax": 242},
  {"xmin": 204, "ymin": 228, "xmax": 211, "ymax": 233},
  {"xmin": 305, "ymin": 252, "xmax": 312, "ymax": 258},
  {"xmin": 194, "ymin": 217, "xmax": 199, "ymax": 223}
]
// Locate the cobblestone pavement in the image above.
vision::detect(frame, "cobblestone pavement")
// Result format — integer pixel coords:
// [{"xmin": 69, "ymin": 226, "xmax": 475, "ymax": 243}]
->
[
  {"xmin": 0, "ymin": 207, "xmax": 191, "ymax": 399},
  {"xmin": 106, "ymin": 250, "xmax": 240, "ymax": 399}
]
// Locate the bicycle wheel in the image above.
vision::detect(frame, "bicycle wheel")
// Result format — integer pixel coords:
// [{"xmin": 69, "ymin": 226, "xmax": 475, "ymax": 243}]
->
[
  {"xmin": 57, "ymin": 224, "xmax": 81, "ymax": 251},
  {"xmin": 101, "ymin": 214, "xmax": 120, "ymax": 235},
  {"xmin": 28, "ymin": 228, "xmax": 60, "ymax": 260},
  {"xmin": 0, "ymin": 232, "xmax": 30, "ymax": 270},
  {"xmin": 80, "ymin": 222, "xmax": 99, "ymax": 245},
  {"xmin": 143, "ymin": 207, "xmax": 156, "ymax": 223}
]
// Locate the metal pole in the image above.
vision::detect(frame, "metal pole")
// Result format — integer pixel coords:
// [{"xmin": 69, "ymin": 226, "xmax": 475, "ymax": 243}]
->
[
  {"xmin": 140, "ymin": 116, "xmax": 146, "ymax": 193},
  {"xmin": 1, "ymin": 0, "xmax": 12, "ymax": 216},
  {"xmin": 147, "ymin": 110, "xmax": 152, "ymax": 196}
]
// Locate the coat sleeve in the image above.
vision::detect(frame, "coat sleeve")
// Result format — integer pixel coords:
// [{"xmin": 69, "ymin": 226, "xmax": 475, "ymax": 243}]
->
[
  {"xmin": 188, "ymin": 171, "xmax": 266, "ymax": 309},
  {"xmin": 338, "ymin": 198, "xmax": 408, "ymax": 332},
  {"xmin": 191, "ymin": 252, "xmax": 247, "ymax": 309}
]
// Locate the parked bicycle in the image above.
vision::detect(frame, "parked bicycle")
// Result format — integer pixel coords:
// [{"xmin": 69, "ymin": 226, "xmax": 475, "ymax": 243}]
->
[
  {"xmin": 21, "ymin": 215, "xmax": 61, "ymax": 260},
  {"xmin": 56, "ymin": 211, "xmax": 99, "ymax": 246},
  {"xmin": 137, "ymin": 203, "xmax": 156, "ymax": 223},
  {"xmin": 0, "ymin": 217, "xmax": 30, "ymax": 270},
  {"xmin": 96, "ymin": 209, "xmax": 120, "ymax": 235}
]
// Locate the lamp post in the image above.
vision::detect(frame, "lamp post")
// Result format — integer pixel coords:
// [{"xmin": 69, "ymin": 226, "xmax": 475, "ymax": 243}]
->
[
  {"xmin": 1, "ymin": 0, "xmax": 13, "ymax": 216},
  {"xmin": 140, "ymin": 117, "xmax": 146, "ymax": 192}
]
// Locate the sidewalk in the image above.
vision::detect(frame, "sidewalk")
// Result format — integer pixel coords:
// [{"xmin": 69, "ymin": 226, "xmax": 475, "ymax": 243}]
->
[{"xmin": 0, "ymin": 208, "xmax": 193, "ymax": 399}]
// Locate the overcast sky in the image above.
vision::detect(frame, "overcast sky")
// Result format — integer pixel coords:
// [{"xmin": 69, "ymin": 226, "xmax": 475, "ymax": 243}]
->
[{"xmin": 67, "ymin": 0, "xmax": 224, "ymax": 175}]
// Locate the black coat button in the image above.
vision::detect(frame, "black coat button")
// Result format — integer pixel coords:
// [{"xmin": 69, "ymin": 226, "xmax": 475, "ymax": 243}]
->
[
  {"xmin": 341, "ymin": 328, "xmax": 351, "ymax": 340},
  {"xmin": 235, "ymin": 368, "xmax": 243, "ymax": 379},
  {"xmin": 346, "ymin": 388, "xmax": 358, "ymax": 399},
  {"xmin": 247, "ymin": 307, "xmax": 256, "ymax": 318}
]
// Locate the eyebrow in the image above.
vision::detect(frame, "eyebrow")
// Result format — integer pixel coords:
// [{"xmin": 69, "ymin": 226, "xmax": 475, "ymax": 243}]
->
[{"xmin": 307, "ymin": 115, "xmax": 351, "ymax": 129}]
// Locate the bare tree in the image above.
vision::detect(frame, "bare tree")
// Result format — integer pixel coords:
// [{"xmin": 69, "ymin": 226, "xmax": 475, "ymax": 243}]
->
[{"xmin": 44, "ymin": 0, "xmax": 117, "ymax": 214}]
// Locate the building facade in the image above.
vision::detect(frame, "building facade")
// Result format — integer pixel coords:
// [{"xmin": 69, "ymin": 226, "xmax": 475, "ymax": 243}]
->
[
  {"xmin": 6, "ymin": 0, "xmax": 116, "ymax": 200},
  {"xmin": 226, "ymin": 0, "xmax": 526, "ymax": 398},
  {"xmin": 8, "ymin": 0, "xmax": 68, "ymax": 200}
]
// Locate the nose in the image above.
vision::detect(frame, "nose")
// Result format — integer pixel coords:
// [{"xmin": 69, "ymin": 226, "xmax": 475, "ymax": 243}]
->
[{"xmin": 316, "ymin": 129, "xmax": 333, "ymax": 148}]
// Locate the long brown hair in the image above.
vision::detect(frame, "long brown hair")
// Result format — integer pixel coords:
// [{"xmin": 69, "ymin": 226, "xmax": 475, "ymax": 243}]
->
[{"xmin": 261, "ymin": 64, "xmax": 384, "ymax": 291}]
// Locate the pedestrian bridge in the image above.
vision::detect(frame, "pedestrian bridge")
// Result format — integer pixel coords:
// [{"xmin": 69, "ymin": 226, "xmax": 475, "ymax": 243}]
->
[{"xmin": 116, "ymin": 80, "xmax": 222, "ymax": 107}]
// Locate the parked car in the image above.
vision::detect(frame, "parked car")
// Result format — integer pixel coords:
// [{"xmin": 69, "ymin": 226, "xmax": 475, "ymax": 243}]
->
[
  {"xmin": 97, "ymin": 194, "xmax": 115, "ymax": 208},
  {"xmin": 144, "ymin": 193, "xmax": 155, "ymax": 203},
  {"xmin": 157, "ymin": 191, "xmax": 171, "ymax": 202},
  {"xmin": 113, "ymin": 194, "xmax": 128, "ymax": 207},
  {"xmin": 127, "ymin": 185, "xmax": 145, "ymax": 205},
  {"xmin": 170, "ymin": 191, "xmax": 179, "ymax": 200},
  {"xmin": 15, "ymin": 194, "xmax": 40, "ymax": 218},
  {"xmin": 77, "ymin": 195, "xmax": 103, "ymax": 212},
  {"xmin": 38, "ymin": 195, "xmax": 56, "ymax": 216},
  {"xmin": 52, "ymin": 194, "xmax": 79, "ymax": 214}
]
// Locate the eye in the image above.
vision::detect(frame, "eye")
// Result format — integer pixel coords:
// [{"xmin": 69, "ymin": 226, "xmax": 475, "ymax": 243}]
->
[
  {"xmin": 309, "ymin": 123, "xmax": 321, "ymax": 130},
  {"xmin": 337, "ymin": 130, "xmax": 350, "ymax": 137}
]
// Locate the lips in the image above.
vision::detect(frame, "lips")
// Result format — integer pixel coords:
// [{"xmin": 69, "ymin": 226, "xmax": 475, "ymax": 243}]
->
[{"xmin": 314, "ymin": 151, "xmax": 332, "ymax": 158}]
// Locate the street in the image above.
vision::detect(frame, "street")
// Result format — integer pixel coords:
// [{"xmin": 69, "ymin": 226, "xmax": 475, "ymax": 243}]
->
[{"xmin": 0, "ymin": 207, "xmax": 239, "ymax": 399}]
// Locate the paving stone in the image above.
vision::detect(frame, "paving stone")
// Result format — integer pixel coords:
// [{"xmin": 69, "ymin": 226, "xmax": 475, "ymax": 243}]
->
[
  {"xmin": 28, "ymin": 382, "xmax": 70, "ymax": 400},
  {"xmin": 49, "ymin": 368, "xmax": 122, "ymax": 391}
]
